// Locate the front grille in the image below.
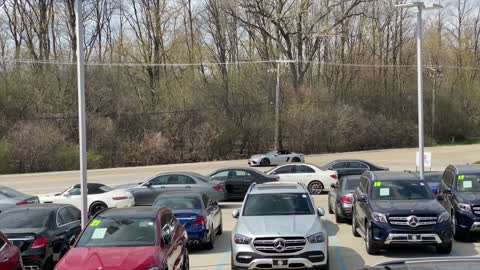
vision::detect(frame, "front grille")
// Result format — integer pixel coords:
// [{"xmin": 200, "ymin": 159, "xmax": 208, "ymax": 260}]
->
[
  {"xmin": 472, "ymin": 205, "xmax": 480, "ymax": 216},
  {"xmin": 253, "ymin": 237, "xmax": 306, "ymax": 254},
  {"xmin": 388, "ymin": 215, "xmax": 437, "ymax": 228}
]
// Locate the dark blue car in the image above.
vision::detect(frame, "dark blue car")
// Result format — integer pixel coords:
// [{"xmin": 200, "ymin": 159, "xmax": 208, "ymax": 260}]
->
[
  {"xmin": 153, "ymin": 192, "xmax": 222, "ymax": 249},
  {"xmin": 424, "ymin": 172, "xmax": 443, "ymax": 196}
]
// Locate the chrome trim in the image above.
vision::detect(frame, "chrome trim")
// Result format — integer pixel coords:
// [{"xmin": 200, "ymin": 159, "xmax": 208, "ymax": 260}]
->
[
  {"xmin": 24, "ymin": 266, "xmax": 41, "ymax": 270},
  {"xmin": 384, "ymin": 233, "xmax": 442, "ymax": 244},
  {"xmin": 247, "ymin": 258, "xmax": 316, "ymax": 270},
  {"xmin": 470, "ymin": 222, "xmax": 480, "ymax": 232}
]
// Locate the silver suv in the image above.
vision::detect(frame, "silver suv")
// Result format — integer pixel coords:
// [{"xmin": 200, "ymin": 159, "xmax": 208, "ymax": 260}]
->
[{"xmin": 231, "ymin": 183, "xmax": 329, "ymax": 270}]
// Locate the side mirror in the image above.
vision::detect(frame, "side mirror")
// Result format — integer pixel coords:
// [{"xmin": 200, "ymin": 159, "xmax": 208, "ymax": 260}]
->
[
  {"xmin": 358, "ymin": 194, "xmax": 367, "ymax": 203},
  {"xmin": 20, "ymin": 241, "xmax": 29, "ymax": 252},
  {"xmin": 444, "ymin": 188, "xmax": 452, "ymax": 195},
  {"xmin": 317, "ymin": 208, "xmax": 325, "ymax": 216},
  {"xmin": 69, "ymin": 236, "xmax": 76, "ymax": 247},
  {"xmin": 437, "ymin": 194, "xmax": 445, "ymax": 202},
  {"xmin": 232, "ymin": 209, "xmax": 240, "ymax": 219},
  {"xmin": 144, "ymin": 182, "xmax": 153, "ymax": 188}
]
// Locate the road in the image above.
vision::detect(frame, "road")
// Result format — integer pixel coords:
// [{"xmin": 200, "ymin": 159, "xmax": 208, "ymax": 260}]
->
[{"xmin": 1, "ymin": 144, "xmax": 480, "ymax": 269}]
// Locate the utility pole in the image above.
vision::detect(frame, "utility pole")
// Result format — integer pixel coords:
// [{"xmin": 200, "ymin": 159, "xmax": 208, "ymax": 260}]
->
[
  {"xmin": 274, "ymin": 60, "xmax": 281, "ymax": 149},
  {"xmin": 75, "ymin": 0, "xmax": 88, "ymax": 227},
  {"xmin": 396, "ymin": 2, "xmax": 442, "ymax": 180},
  {"xmin": 427, "ymin": 66, "xmax": 443, "ymax": 142}
]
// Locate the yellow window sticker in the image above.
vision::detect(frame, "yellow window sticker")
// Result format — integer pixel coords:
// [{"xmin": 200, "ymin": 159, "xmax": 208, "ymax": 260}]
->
[
  {"xmin": 374, "ymin": 182, "xmax": 382, "ymax": 187},
  {"xmin": 458, "ymin": 175, "xmax": 465, "ymax": 180},
  {"xmin": 90, "ymin": 220, "xmax": 102, "ymax": 227}
]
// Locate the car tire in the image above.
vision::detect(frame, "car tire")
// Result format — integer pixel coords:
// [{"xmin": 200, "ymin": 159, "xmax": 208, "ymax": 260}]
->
[
  {"xmin": 182, "ymin": 249, "xmax": 190, "ymax": 270},
  {"xmin": 452, "ymin": 212, "xmax": 470, "ymax": 242},
  {"xmin": 217, "ymin": 218, "xmax": 223, "ymax": 235},
  {"xmin": 205, "ymin": 228, "xmax": 215, "ymax": 250},
  {"xmin": 89, "ymin": 201, "xmax": 108, "ymax": 217},
  {"xmin": 308, "ymin": 181, "xmax": 324, "ymax": 195},
  {"xmin": 335, "ymin": 206, "xmax": 345, "ymax": 223},
  {"xmin": 365, "ymin": 224, "xmax": 380, "ymax": 255},
  {"xmin": 328, "ymin": 197, "xmax": 334, "ymax": 214},
  {"xmin": 292, "ymin": 157, "xmax": 301, "ymax": 162},
  {"xmin": 352, "ymin": 210, "xmax": 360, "ymax": 237},
  {"xmin": 436, "ymin": 242, "xmax": 452, "ymax": 254},
  {"xmin": 260, "ymin": 158, "xmax": 270, "ymax": 166}
]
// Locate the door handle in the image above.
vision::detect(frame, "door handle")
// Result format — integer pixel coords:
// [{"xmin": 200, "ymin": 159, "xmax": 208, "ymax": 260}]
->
[
  {"xmin": 160, "ymin": 186, "xmax": 166, "ymax": 189},
  {"xmin": 185, "ymin": 186, "xmax": 191, "ymax": 188}
]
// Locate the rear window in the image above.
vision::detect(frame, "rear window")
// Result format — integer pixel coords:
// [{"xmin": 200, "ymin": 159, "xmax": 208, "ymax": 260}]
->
[
  {"xmin": 154, "ymin": 197, "xmax": 201, "ymax": 210},
  {"xmin": 0, "ymin": 187, "xmax": 25, "ymax": 198},
  {"xmin": 0, "ymin": 209, "xmax": 51, "ymax": 228},
  {"xmin": 342, "ymin": 178, "xmax": 361, "ymax": 191},
  {"xmin": 77, "ymin": 217, "xmax": 156, "ymax": 247},
  {"xmin": 424, "ymin": 174, "xmax": 442, "ymax": 183}
]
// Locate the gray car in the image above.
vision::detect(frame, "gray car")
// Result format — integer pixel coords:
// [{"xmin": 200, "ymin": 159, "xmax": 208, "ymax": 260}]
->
[
  {"xmin": 115, "ymin": 172, "xmax": 226, "ymax": 206},
  {"xmin": 0, "ymin": 186, "xmax": 39, "ymax": 211},
  {"xmin": 327, "ymin": 175, "xmax": 361, "ymax": 223}
]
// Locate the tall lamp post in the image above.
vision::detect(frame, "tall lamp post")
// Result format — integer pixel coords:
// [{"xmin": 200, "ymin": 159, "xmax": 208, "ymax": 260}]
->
[{"xmin": 395, "ymin": 2, "xmax": 442, "ymax": 180}]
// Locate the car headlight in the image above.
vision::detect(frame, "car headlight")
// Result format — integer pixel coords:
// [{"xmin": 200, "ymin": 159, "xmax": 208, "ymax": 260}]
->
[
  {"xmin": 233, "ymin": 234, "xmax": 252, "ymax": 245},
  {"xmin": 371, "ymin": 212, "xmax": 388, "ymax": 224},
  {"xmin": 438, "ymin": 212, "xmax": 450, "ymax": 223},
  {"xmin": 307, "ymin": 232, "xmax": 325, "ymax": 243},
  {"xmin": 457, "ymin": 203, "xmax": 471, "ymax": 213}
]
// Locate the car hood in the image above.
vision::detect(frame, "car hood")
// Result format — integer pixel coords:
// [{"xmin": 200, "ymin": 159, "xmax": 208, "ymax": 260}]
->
[
  {"xmin": 236, "ymin": 215, "xmax": 321, "ymax": 237},
  {"xmin": 249, "ymin": 154, "xmax": 265, "ymax": 160},
  {"xmin": 456, "ymin": 192, "xmax": 480, "ymax": 205},
  {"xmin": 57, "ymin": 247, "xmax": 158, "ymax": 270},
  {"xmin": 370, "ymin": 200, "xmax": 446, "ymax": 215}
]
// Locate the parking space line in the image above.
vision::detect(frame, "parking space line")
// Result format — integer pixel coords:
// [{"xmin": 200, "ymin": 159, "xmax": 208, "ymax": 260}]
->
[
  {"xmin": 216, "ymin": 251, "xmax": 230, "ymax": 270},
  {"xmin": 325, "ymin": 219, "xmax": 347, "ymax": 270}
]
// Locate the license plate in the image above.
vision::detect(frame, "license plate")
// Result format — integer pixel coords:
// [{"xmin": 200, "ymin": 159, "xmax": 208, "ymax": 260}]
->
[
  {"xmin": 408, "ymin": 235, "xmax": 422, "ymax": 241},
  {"xmin": 273, "ymin": 260, "xmax": 288, "ymax": 268}
]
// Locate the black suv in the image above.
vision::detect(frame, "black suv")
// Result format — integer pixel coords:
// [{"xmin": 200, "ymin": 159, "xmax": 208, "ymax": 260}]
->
[
  {"xmin": 352, "ymin": 171, "xmax": 452, "ymax": 255},
  {"xmin": 438, "ymin": 164, "xmax": 480, "ymax": 241}
]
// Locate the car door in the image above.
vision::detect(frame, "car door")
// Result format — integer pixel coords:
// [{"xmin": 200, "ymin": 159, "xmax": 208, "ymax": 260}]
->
[
  {"xmin": 329, "ymin": 179, "xmax": 341, "ymax": 210},
  {"xmin": 440, "ymin": 169, "xmax": 455, "ymax": 210},
  {"xmin": 291, "ymin": 165, "xmax": 316, "ymax": 184},
  {"xmin": 271, "ymin": 165, "xmax": 296, "ymax": 182},
  {"xmin": 231, "ymin": 170, "xmax": 255, "ymax": 196},
  {"xmin": 330, "ymin": 162, "xmax": 349, "ymax": 178},
  {"xmin": 355, "ymin": 176, "xmax": 369, "ymax": 233},
  {"xmin": 347, "ymin": 162, "xmax": 370, "ymax": 176},
  {"xmin": 277, "ymin": 150, "xmax": 292, "ymax": 163},
  {"xmin": 53, "ymin": 206, "xmax": 79, "ymax": 260},
  {"xmin": 205, "ymin": 197, "xmax": 221, "ymax": 231},
  {"xmin": 134, "ymin": 175, "xmax": 170, "ymax": 205},
  {"xmin": 161, "ymin": 212, "xmax": 178, "ymax": 270}
]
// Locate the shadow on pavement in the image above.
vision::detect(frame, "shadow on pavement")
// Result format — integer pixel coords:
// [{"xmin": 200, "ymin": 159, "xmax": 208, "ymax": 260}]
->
[
  {"xmin": 330, "ymin": 246, "xmax": 365, "ymax": 270},
  {"xmin": 324, "ymin": 218, "xmax": 340, "ymax": 236},
  {"xmin": 190, "ymin": 230, "xmax": 232, "ymax": 255}
]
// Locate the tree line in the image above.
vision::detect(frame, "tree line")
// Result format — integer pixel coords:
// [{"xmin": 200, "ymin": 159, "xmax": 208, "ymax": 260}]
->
[{"xmin": 1, "ymin": 0, "xmax": 480, "ymax": 173}]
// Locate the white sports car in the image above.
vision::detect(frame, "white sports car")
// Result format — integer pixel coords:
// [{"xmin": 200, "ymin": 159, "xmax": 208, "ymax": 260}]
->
[
  {"xmin": 248, "ymin": 149, "xmax": 305, "ymax": 166},
  {"xmin": 39, "ymin": 183, "xmax": 134, "ymax": 216},
  {"xmin": 266, "ymin": 163, "xmax": 338, "ymax": 195}
]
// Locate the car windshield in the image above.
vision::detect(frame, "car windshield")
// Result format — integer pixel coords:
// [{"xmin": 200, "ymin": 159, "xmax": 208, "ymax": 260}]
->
[
  {"xmin": 76, "ymin": 217, "xmax": 156, "ymax": 247},
  {"xmin": 154, "ymin": 197, "xmax": 201, "ymax": 210},
  {"xmin": 371, "ymin": 180, "xmax": 433, "ymax": 200},
  {"xmin": 266, "ymin": 150, "xmax": 277, "ymax": 155},
  {"xmin": 456, "ymin": 174, "xmax": 480, "ymax": 192},
  {"xmin": 243, "ymin": 193, "xmax": 314, "ymax": 216},
  {"xmin": 0, "ymin": 187, "xmax": 25, "ymax": 198},
  {"xmin": 0, "ymin": 209, "xmax": 51, "ymax": 228},
  {"xmin": 342, "ymin": 178, "xmax": 361, "ymax": 191},
  {"xmin": 424, "ymin": 174, "xmax": 442, "ymax": 183}
]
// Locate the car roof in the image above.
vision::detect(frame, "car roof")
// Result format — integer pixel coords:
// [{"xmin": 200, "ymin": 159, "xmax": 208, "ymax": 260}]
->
[
  {"xmin": 249, "ymin": 183, "xmax": 307, "ymax": 194},
  {"xmin": 72, "ymin": 183, "xmax": 106, "ymax": 188},
  {"xmin": 365, "ymin": 171, "xmax": 420, "ymax": 181},
  {"xmin": 211, "ymin": 167, "xmax": 262, "ymax": 173},
  {"xmin": 449, "ymin": 164, "xmax": 480, "ymax": 174},
  {"xmin": 2, "ymin": 203, "xmax": 72, "ymax": 213},
  {"xmin": 98, "ymin": 207, "xmax": 162, "ymax": 219},
  {"xmin": 331, "ymin": 159, "xmax": 369, "ymax": 163}
]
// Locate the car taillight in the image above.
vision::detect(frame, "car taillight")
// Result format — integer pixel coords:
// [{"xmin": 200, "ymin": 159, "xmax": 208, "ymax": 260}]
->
[
  {"xmin": 31, "ymin": 237, "xmax": 49, "ymax": 249},
  {"xmin": 212, "ymin": 185, "xmax": 222, "ymax": 192},
  {"xmin": 16, "ymin": 201, "xmax": 28, "ymax": 205},
  {"xmin": 193, "ymin": 216, "xmax": 207, "ymax": 226},
  {"xmin": 112, "ymin": 196, "xmax": 128, "ymax": 200},
  {"xmin": 330, "ymin": 174, "xmax": 337, "ymax": 179},
  {"xmin": 341, "ymin": 195, "xmax": 352, "ymax": 204}
]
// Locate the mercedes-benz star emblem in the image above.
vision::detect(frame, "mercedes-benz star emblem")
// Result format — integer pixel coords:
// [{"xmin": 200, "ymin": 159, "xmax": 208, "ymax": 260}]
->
[
  {"xmin": 407, "ymin": 215, "xmax": 419, "ymax": 227},
  {"xmin": 273, "ymin": 238, "xmax": 286, "ymax": 252}
]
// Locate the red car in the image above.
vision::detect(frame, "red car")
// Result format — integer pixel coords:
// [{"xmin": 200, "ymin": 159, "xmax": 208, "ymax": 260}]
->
[
  {"xmin": 0, "ymin": 231, "xmax": 23, "ymax": 270},
  {"xmin": 55, "ymin": 207, "xmax": 189, "ymax": 270}
]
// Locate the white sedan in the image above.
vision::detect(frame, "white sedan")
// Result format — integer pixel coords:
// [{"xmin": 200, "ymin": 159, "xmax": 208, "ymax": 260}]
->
[
  {"xmin": 265, "ymin": 163, "xmax": 338, "ymax": 194},
  {"xmin": 248, "ymin": 149, "xmax": 304, "ymax": 166},
  {"xmin": 39, "ymin": 183, "xmax": 134, "ymax": 216}
]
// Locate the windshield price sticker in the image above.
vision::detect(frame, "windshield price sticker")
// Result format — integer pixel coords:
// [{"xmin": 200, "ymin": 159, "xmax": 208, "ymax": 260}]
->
[
  {"xmin": 90, "ymin": 220, "xmax": 102, "ymax": 227},
  {"xmin": 91, "ymin": 228, "xmax": 107, "ymax": 239},
  {"xmin": 463, "ymin": 181, "xmax": 473, "ymax": 189},
  {"xmin": 374, "ymin": 182, "xmax": 382, "ymax": 187},
  {"xmin": 458, "ymin": 175, "xmax": 465, "ymax": 180},
  {"xmin": 379, "ymin": 188, "xmax": 390, "ymax": 196}
]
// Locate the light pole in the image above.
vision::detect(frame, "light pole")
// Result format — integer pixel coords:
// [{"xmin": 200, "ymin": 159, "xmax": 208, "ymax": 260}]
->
[
  {"xmin": 427, "ymin": 66, "xmax": 443, "ymax": 142},
  {"xmin": 75, "ymin": 0, "xmax": 88, "ymax": 227},
  {"xmin": 396, "ymin": 2, "xmax": 442, "ymax": 180}
]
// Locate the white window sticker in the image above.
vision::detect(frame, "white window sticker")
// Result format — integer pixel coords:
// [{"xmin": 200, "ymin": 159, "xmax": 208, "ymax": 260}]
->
[
  {"xmin": 302, "ymin": 194, "xmax": 307, "ymax": 198},
  {"xmin": 139, "ymin": 221, "xmax": 154, "ymax": 227},
  {"xmin": 463, "ymin": 181, "xmax": 473, "ymax": 189},
  {"xmin": 91, "ymin": 228, "xmax": 107, "ymax": 239},
  {"xmin": 379, "ymin": 188, "xmax": 390, "ymax": 196},
  {"xmin": 420, "ymin": 183, "xmax": 425, "ymax": 186}
]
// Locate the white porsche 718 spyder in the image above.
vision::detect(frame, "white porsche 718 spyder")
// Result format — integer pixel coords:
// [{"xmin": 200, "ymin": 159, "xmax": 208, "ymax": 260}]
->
[
  {"xmin": 39, "ymin": 183, "xmax": 134, "ymax": 216},
  {"xmin": 248, "ymin": 149, "xmax": 305, "ymax": 166}
]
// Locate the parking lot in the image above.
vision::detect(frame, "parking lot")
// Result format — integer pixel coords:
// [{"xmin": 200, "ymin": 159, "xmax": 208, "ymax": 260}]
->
[{"xmin": 2, "ymin": 144, "xmax": 480, "ymax": 269}]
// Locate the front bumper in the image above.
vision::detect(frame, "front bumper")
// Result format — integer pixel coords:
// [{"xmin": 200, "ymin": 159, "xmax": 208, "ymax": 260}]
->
[
  {"xmin": 114, "ymin": 198, "xmax": 135, "ymax": 208},
  {"xmin": 186, "ymin": 226, "xmax": 208, "ymax": 245},
  {"xmin": 454, "ymin": 210, "xmax": 480, "ymax": 232},
  {"xmin": 248, "ymin": 160, "xmax": 260, "ymax": 166},
  {"xmin": 232, "ymin": 241, "xmax": 327, "ymax": 269},
  {"xmin": 337, "ymin": 203, "xmax": 353, "ymax": 219},
  {"xmin": 369, "ymin": 220, "xmax": 452, "ymax": 246}
]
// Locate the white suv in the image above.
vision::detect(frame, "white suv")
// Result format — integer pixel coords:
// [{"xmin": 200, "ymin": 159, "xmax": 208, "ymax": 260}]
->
[{"xmin": 231, "ymin": 183, "xmax": 329, "ymax": 270}]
